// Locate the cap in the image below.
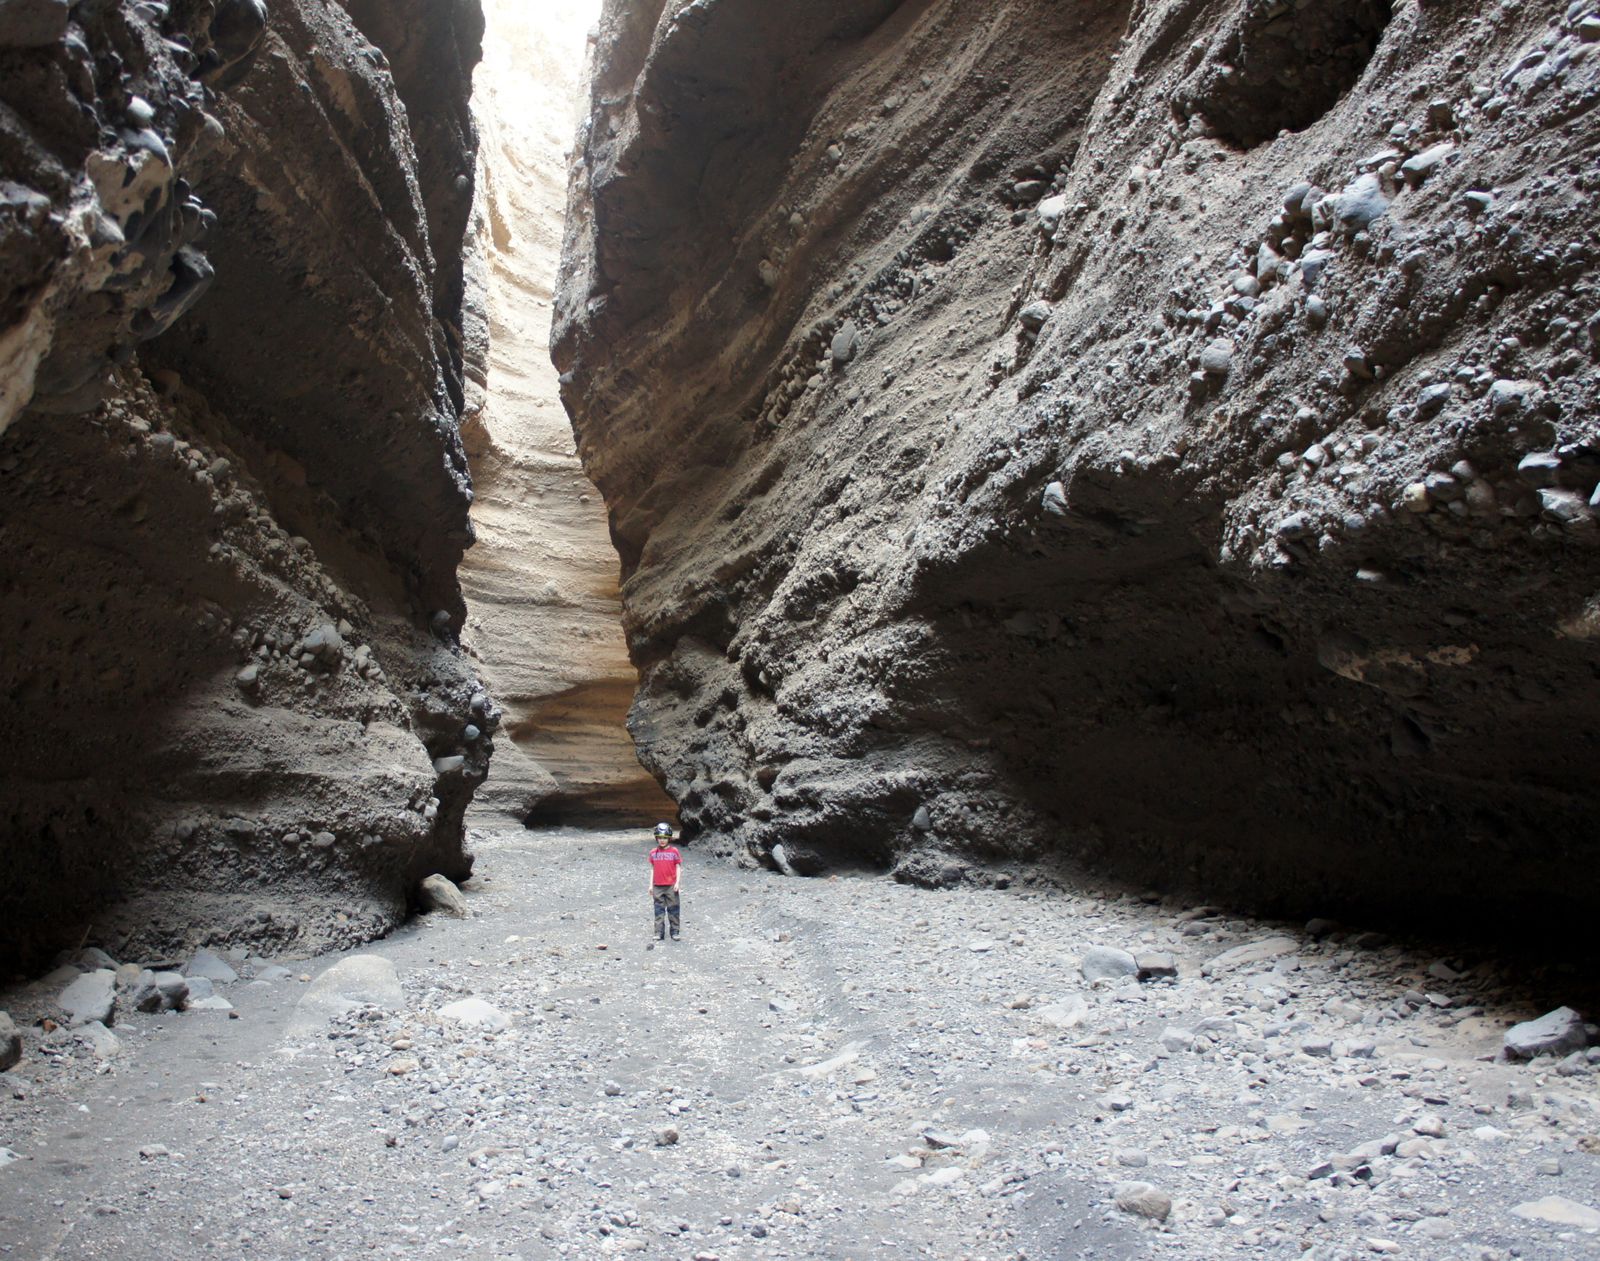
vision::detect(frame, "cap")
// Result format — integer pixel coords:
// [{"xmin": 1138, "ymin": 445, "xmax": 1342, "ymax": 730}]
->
[{"xmin": 654, "ymin": 822, "xmax": 674, "ymax": 838}]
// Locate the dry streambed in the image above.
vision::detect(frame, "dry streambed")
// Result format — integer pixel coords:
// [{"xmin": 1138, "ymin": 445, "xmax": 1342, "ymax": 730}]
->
[{"xmin": 1, "ymin": 829, "xmax": 1597, "ymax": 1260}]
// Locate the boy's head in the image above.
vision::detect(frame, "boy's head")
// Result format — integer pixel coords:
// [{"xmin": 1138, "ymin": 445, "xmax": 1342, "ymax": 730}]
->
[{"xmin": 654, "ymin": 822, "xmax": 674, "ymax": 844}]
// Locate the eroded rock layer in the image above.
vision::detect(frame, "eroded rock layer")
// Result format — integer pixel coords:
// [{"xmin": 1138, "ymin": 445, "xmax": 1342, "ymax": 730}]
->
[
  {"xmin": 459, "ymin": 0, "xmax": 672, "ymax": 827},
  {"xmin": 557, "ymin": 0, "xmax": 1600, "ymax": 929},
  {"xmin": 0, "ymin": 0, "xmax": 492, "ymax": 969}
]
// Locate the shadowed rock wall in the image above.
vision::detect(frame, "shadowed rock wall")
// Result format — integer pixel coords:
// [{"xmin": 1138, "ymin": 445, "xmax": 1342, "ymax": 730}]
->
[
  {"xmin": 556, "ymin": 0, "xmax": 1600, "ymax": 931},
  {"xmin": 459, "ymin": 0, "xmax": 673, "ymax": 828},
  {"xmin": 0, "ymin": 0, "xmax": 493, "ymax": 970}
]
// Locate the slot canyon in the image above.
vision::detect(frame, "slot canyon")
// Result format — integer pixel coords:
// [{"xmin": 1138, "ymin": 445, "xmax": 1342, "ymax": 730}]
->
[{"xmin": 1, "ymin": 0, "xmax": 1599, "ymax": 1257}]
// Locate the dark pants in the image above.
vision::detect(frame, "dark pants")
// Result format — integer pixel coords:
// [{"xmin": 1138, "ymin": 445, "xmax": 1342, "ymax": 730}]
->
[{"xmin": 652, "ymin": 886, "xmax": 680, "ymax": 938}]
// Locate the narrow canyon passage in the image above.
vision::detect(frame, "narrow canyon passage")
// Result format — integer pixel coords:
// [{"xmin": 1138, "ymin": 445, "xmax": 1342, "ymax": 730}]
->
[
  {"xmin": 2, "ymin": 831, "xmax": 1598, "ymax": 1261},
  {"xmin": 4, "ymin": 0, "xmax": 1600, "ymax": 1256}
]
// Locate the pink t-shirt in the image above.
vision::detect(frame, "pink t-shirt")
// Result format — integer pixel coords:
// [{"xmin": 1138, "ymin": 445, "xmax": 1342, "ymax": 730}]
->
[{"xmin": 649, "ymin": 846, "xmax": 681, "ymax": 887}]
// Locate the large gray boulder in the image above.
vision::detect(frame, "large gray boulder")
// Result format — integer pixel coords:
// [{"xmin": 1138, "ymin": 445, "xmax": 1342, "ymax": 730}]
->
[
  {"xmin": 286, "ymin": 956, "xmax": 403, "ymax": 1039},
  {"xmin": 59, "ymin": 970, "xmax": 116, "ymax": 1027},
  {"xmin": 1503, "ymin": 1007, "xmax": 1588, "ymax": 1060}
]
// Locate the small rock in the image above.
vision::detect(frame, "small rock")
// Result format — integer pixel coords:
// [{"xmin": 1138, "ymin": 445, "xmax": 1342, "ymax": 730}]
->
[
  {"xmin": 1134, "ymin": 952, "xmax": 1177, "ymax": 980},
  {"xmin": 1080, "ymin": 946, "xmax": 1139, "ymax": 982},
  {"xmin": 1113, "ymin": 1181, "xmax": 1172, "ymax": 1222},
  {"xmin": 1018, "ymin": 300, "xmax": 1052, "ymax": 332},
  {"xmin": 76, "ymin": 1022, "xmax": 121, "ymax": 1059},
  {"xmin": 1509, "ymin": 1196, "xmax": 1600, "ymax": 1230},
  {"xmin": 830, "ymin": 322, "xmax": 861, "ymax": 367},
  {"xmin": 183, "ymin": 950, "xmax": 238, "ymax": 984},
  {"xmin": 655, "ymin": 1127, "xmax": 680, "ymax": 1147},
  {"xmin": 1202, "ymin": 936, "xmax": 1297, "ymax": 975},
  {"xmin": 1199, "ymin": 339, "xmax": 1233, "ymax": 377},
  {"xmin": 1035, "ymin": 996, "xmax": 1089, "ymax": 1030},
  {"xmin": 439, "ymin": 998, "xmax": 511, "ymax": 1033},
  {"xmin": 1333, "ymin": 174, "xmax": 1389, "ymax": 233}
]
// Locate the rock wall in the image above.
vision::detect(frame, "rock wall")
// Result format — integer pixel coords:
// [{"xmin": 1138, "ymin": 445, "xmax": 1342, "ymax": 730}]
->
[
  {"xmin": 556, "ymin": 0, "xmax": 1600, "ymax": 930},
  {"xmin": 459, "ymin": 0, "xmax": 672, "ymax": 827},
  {"xmin": 0, "ymin": 0, "xmax": 493, "ymax": 971}
]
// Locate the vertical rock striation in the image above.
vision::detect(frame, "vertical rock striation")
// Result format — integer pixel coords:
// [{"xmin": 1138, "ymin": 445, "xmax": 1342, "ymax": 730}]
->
[
  {"xmin": 0, "ymin": 0, "xmax": 492, "ymax": 969},
  {"xmin": 557, "ymin": 0, "xmax": 1600, "ymax": 930},
  {"xmin": 459, "ymin": 0, "xmax": 672, "ymax": 827}
]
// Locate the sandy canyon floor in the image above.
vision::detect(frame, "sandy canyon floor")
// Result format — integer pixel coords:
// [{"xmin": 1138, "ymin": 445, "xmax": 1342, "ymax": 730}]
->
[{"xmin": 2, "ymin": 830, "xmax": 1598, "ymax": 1260}]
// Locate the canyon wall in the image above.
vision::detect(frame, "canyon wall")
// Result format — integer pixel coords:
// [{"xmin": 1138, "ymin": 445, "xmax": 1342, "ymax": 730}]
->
[
  {"xmin": 0, "ymin": 0, "xmax": 492, "ymax": 970},
  {"xmin": 460, "ymin": 0, "xmax": 672, "ymax": 827},
  {"xmin": 556, "ymin": 0, "xmax": 1600, "ymax": 929}
]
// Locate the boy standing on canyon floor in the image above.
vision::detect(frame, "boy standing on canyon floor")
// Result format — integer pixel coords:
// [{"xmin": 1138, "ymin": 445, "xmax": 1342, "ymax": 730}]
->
[{"xmin": 648, "ymin": 823, "xmax": 682, "ymax": 944}]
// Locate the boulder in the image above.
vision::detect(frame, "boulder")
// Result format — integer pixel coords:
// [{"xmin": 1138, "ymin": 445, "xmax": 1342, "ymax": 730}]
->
[
  {"xmin": 1503, "ymin": 1007, "xmax": 1587, "ymax": 1060},
  {"xmin": 419, "ymin": 873, "xmax": 469, "ymax": 917},
  {"xmin": 59, "ymin": 969, "xmax": 116, "ymax": 1027},
  {"xmin": 286, "ymin": 955, "xmax": 402, "ymax": 1038}
]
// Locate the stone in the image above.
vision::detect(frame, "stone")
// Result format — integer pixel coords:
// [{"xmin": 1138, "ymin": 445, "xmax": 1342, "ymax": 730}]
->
[
  {"xmin": 1517, "ymin": 452, "xmax": 1562, "ymax": 487},
  {"xmin": 286, "ymin": 956, "xmax": 403, "ymax": 1038},
  {"xmin": 1018, "ymin": 300, "xmax": 1052, "ymax": 332},
  {"xmin": 1160, "ymin": 1026, "xmax": 1196, "ymax": 1053},
  {"xmin": 76, "ymin": 1021, "xmax": 121, "ymax": 1058},
  {"xmin": 1503, "ymin": 1007, "xmax": 1587, "ymax": 1060},
  {"xmin": 1037, "ymin": 194, "xmax": 1068, "ymax": 232},
  {"xmin": 152, "ymin": 972, "xmax": 189, "ymax": 1008},
  {"xmin": 439, "ymin": 998, "xmax": 511, "ymax": 1032},
  {"xmin": 183, "ymin": 950, "xmax": 238, "ymax": 984},
  {"xmin": 1199, "ymin": 339, "xmax": 1232, "ymax": 376},
  {"xmin": 59, "ymin": 970, "xmax": 116, "ymax": 1027},
  {"xmin": 769, "ymin": 996, "xmax": 798, "ymax": 1015},
  {"xmin": 1040, "ymin": 482, "xmax": 1069, "ymax": 517},
  {"xmin": 1509, "ymin": 1196, "xmax": 1600, "ymax": 1230},
  {"xmin": 419, "ymin": 873, "xmax": 469, "ymax": 917},
  {"xmin": 1400, "ymin": 142, "xmax": 1454, "ymax": 187},
  {"xmin": 1134, "ymin": 952, "xmax": 1177, "ymax": 980},
  {"xmin": 0, "ymin": 1012, "xmax": 20, "ymax": 1071},
  {"xmin": 1202, "ymin": 936, "xmax": 1297, "ymax": 975},
  {"xmin": 830, "ymin": 322, "xmax": 861, "ymax": 366},
  {"xmin": 655, "ymin": 1127, "xmax": 680, "ymax": 1147},
  {"xmin": 1333, "ymin": 174, "xmax": 1389, "ymax": 233},
  {"xmin": 186, "ymin": 995, "xmax": 234, "ymax": 1012},
  {"xmin": 1113, "ymin": 1181, "xmax": 1172, "ymax": 1222},
  {"xmin": 1538, "ymin": 488, "xmax": 1591, "ymax": 527},
  {"xmin": 1488, "ymin": 379, "xmax": 1535, "ymax": 417},
  {"xmin": 1080, "ymin": 945, "xmax": 1138, "ymax": 982},
  {"xmin": 1416, "ymin": 383, "xmax": 1452, "ymax": 416},
  {"xmin": 1035, "ymin": 996, "xmax": 1089, "ymax": 1030}
]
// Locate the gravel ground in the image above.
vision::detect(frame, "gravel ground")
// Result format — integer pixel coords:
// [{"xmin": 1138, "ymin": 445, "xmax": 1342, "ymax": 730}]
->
[{"xmin": 2, "ymin": 828, "xmax": 1598, "ymax": 1260}]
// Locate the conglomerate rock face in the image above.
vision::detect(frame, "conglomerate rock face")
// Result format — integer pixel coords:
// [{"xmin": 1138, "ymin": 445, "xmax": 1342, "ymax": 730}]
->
[
  {"xmin": 0, "ymin": 0, "xmax": 492, "ymax": 969},
  {"xmin": 556, "ymin": 0, "xmax": 1600, "ymax": 929}
]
